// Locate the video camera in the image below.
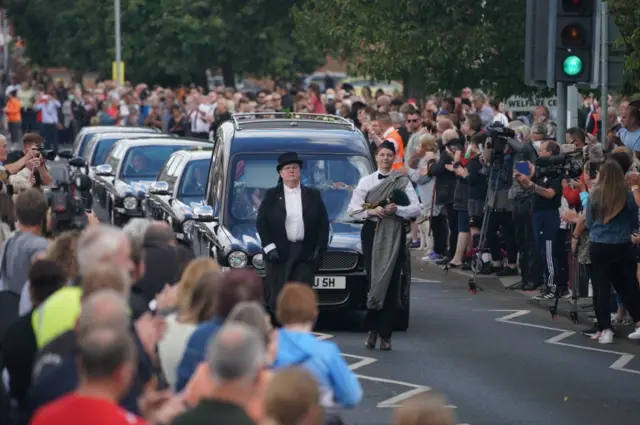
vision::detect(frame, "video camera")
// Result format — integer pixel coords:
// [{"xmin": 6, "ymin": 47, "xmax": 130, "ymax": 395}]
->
[
  {"xmin": 484, "ymin": 122, "xmax": 516, "ymax": 166},
  {"xmin": 46, "ymin": 157, "xmax": 93, "ymax": 234},
  {"xmin": 535, "ymin": 144, "xmax": 584, "ymax": 180}
]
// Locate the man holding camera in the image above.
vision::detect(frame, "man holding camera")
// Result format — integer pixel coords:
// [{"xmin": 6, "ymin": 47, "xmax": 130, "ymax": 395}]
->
[
  {"xmin": 514, "ymin": 140, "xmax": 563, "ymax": 300},
  {"xmin": 9, "ymin": 133, "xmax": 53, "ymax": 188}
]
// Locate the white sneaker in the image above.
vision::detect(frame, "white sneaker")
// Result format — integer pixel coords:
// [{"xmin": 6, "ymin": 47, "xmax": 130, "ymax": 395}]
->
[
  {"xmin": 627, "ymin": 327, "xmax": 640, "ymax": 340},
  {"xmin": 599, "ymin": 329, "xmax": 614, "ymax": 344},
  {"xmin": 590, "ymin": 331, "xmax": 602, "ymax": 341}
]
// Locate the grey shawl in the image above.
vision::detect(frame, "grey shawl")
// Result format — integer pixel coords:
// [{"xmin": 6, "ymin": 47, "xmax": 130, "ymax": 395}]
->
[{"xmin": 365, "ymin": 172, "xmax": 409, "ymax": 310}]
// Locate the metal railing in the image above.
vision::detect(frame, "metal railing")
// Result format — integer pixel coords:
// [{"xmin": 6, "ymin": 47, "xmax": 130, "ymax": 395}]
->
[{"xmin": 230, "ymin": 112, "xmax": 356, "ymax": 131}]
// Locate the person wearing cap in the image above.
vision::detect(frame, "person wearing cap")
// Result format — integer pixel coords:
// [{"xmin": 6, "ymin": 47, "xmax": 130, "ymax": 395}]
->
[
  {"xmin": 257, "ymin": 152, "xmax": 330, "ymax": 321},
  {"xmin": 347, "ymin": 141, "xmax": 421, "ymax": 350}
]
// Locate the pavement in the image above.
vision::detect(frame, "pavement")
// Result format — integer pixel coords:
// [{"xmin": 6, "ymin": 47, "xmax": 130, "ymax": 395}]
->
[{"xmin": 315, "ymin": 253, "xmax": 640, "ymax": 425}]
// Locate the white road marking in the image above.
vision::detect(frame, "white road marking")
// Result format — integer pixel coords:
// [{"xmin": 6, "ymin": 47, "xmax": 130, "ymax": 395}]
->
[
  {"xmin": 479, "ymin": 309, "xmax": 640, "ymax": 375},
  {"xmin": 312, "ymin": 332, "xmax": 461, "ymax": 413},
  {"xmin": 412, "ymin": 278, "xmax": 442, "ymax": 283},
  {"xmin": 343, "ymin": 354, "xmax": 378, "ymax": 371},
  {"xmin": 312, "ymin": 332, "xmax": 334, "ymax": 340}
]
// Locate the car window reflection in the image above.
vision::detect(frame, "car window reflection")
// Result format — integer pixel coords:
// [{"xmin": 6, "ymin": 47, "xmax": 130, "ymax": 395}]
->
[{"xmin": 228, "ymin": 155, "xmax": 371, "ymax": 223}]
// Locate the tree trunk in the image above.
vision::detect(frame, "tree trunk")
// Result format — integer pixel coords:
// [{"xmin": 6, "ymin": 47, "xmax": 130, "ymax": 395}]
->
[{"xmin": 222, "ymin": 62, "xmax": 235, "ymax": 88}]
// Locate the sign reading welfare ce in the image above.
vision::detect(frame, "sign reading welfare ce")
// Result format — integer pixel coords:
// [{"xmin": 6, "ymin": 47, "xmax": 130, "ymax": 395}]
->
[{"xmin": 504, "ymin": 96, "xmax": 557, "ymax": 112}]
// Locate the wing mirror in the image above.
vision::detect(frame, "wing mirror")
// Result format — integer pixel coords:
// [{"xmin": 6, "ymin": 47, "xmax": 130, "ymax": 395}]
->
[
  {"xmin": 57, "ymin": 149, "xmax": 73, "ymax": 159},
  {"xmin": 193, "ymin": 205, "xmax": 215, "ymax": 222},
  {"xmin": 149, "ymin": 181, "xmax": 171, "ymax": 195},
  {"xmin": 95, "ymin": 164, "xmax": 113, "ymax": 177},
  {"xmin": 68, "ymin": 157, "xmax": 86, "ymax": 168}
]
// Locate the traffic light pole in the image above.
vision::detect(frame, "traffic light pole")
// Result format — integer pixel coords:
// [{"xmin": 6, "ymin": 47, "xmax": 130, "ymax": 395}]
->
[
  {"xmin": 557, "ymin": 82, "xmax": 567, "ymax": 144},
  {"xmin": 600, "ymin": 0, "xmax": 609, "ymax": 147}
]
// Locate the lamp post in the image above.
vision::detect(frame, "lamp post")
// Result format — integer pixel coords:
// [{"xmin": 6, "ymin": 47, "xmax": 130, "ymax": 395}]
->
[{"xmin": 114, "ymin": 0, "xmax": 122, "ymax": 86}]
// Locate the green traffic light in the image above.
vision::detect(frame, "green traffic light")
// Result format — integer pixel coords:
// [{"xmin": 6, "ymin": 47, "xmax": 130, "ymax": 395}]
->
[{"xmin": 563, "ymin": 55, "xmax": 583, "ymax": 76}]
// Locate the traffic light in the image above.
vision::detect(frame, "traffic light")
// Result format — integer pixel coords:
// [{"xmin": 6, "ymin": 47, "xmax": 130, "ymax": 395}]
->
[{"xmin": 555, "ymin": 0, "xmax": 596, "ymax": 83}]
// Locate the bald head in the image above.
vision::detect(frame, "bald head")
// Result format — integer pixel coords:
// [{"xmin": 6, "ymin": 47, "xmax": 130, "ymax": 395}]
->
[
  {"xmin": 77, "ymin": 289, "xmax": 129, "ymax": 336},
  {"xmin": 78, "ymin": 326, "xmax": 136, "ymax": 380},
  {"xmin": 206, "ymin": 322, "xmax": 265, "ymax": 384},
  {"xmin": 442, "ymin": 129, "xmax": 459, "ymax": 144},
  {"xmin": 143, "ymin": 221, "xmax": 175, "ymax": 247},
  {"xmin": 77, "ymin": 225, "xmax": 130, "ymax": 276}
]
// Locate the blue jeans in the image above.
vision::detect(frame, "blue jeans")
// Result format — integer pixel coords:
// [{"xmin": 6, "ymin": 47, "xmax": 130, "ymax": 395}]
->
[
  {"xmin": 532, "ymin": 209, "xmax": 560, "ymax": 290},
  {"xmin": 41, "ymin": 123, "xmax": 58, "ymax": 152}
]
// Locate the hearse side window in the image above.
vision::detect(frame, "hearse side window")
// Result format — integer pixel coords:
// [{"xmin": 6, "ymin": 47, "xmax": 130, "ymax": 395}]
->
[
  {"xmin": 177, "ymin": 159, "xmax": 209, "ymax": 204},
  {"xmin": 92, "ymin": 138, "xmax": 120, "ymax": 166},
  {"xmin": 210, "ymin": 153, "xmax": 224, "ymax": 217},
  {"xmin": 83, "ymin": 136, "xmax": 99, "ymax": 161},
  {"xmin": 158, "ymin": 156, "xmax": 178, "ymax": 191},
  {"xmin": 106, "ymin": 144, "xmax": 126, "ymax": 173},
  {"xmin": 164, "ymin": 155, "xmax": 183, "ymax": 191},
  {"xmin": 227, "ymin": 154, "xmax": 372, "ymax": 224}
]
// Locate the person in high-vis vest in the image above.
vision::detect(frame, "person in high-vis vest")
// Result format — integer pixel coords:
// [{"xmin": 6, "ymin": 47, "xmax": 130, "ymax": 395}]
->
[
  {"xmin": 368, "ymin": 113, "xmax": 406, "ymax": 171},
  {"xmin": 32, "ymin": 225, "xmax": 135, "ymax": 349}
]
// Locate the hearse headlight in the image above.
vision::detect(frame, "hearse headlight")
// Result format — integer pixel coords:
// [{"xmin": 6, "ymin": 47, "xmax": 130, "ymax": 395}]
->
[
  {"xmin": 252, "ymin": 253, "xmax": 265, "ymax": 270},
  {"xmin": 228, "ymin": 251, "xmax": 248, "ymax": 268},
  {"xmin": 123, "ymin": 196, "xmax": 138, "ymax": 210}
]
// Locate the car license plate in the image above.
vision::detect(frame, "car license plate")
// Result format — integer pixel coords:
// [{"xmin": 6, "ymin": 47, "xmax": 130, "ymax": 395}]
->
[{"xmin": 314, "ymin": 276, "xmax": 346, "ymax": 290}]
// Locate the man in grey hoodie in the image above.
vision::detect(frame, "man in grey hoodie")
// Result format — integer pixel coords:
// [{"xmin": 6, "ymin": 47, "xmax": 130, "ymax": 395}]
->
[{"xmin": 0, "ymin": 189, "xmax": 49, "ymax": 343}]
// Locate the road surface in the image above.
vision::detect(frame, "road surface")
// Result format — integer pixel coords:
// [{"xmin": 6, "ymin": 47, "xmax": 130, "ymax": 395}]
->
[{"xmin": 317, "ymin": 259, "xmax": 640, "ymax": 425}]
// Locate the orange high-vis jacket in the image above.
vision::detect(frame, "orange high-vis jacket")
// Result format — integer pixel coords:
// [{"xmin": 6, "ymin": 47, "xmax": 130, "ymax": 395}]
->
[
  {"xmin": 383, "ymin": 128, "xmax": 405, "ymax": 170},
  {"xmin": 5, "ymin": 97, "xmax": 21, "ymax": 123}
]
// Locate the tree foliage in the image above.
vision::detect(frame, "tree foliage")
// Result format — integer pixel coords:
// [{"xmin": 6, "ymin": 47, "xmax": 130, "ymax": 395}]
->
[
  {"xmin": 293, "ymin": 0, "xmax": 535, "ymax": 99},
  {"xmin": 607, "ymin": 0, "xmax": 640, "ymax": 94},
  {"xmin": 1, "ymin": 0, "xmax": 324, "ymax": 86}
]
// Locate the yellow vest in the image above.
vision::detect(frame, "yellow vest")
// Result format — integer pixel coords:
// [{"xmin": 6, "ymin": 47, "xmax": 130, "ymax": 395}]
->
[{"xmin": 32, "ymin": 286, "xmax": 82, "ymax": 349}]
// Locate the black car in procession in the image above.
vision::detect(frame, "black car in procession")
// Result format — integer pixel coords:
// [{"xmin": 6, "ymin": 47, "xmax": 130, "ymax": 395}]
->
[
  {"xmin": 189, "ymin": 113, "xmax": 411, "ymax": 330},
  {"xmin": 92, "ymin": 137, "xmax": 213, "ymax": 226},
  {"xmin": 60, "ymin": 132, "xmax": 171, "ymax": 178},
  {"xmin": 83, "ymin": 132, "xmax": 173, "ymax": 168},
  {"xmin": 144, "ymin": 148, "xmax": 213, "ymax": 245},
  {"xmin": 70, "ymin": 125, "xmax": 160, "ymax": 159}
]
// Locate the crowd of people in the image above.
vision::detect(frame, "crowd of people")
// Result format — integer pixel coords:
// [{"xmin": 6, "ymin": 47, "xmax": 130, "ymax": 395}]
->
[{"xmin": 1, "ymin": 70, "xmax": 640, "ymax": 422}]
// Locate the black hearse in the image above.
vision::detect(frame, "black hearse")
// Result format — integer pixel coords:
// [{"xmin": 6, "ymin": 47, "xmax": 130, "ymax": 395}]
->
[
  {"xmin": 188, "ymin": 113, "xmax": 411, "ymax": 329},
  {"xmin": 144, "ymin": 148, "xmax": 213, "ymax": 244},
  {"xmin": 92, "ymin": 137, "xmax": 213, "ymax": 226}
]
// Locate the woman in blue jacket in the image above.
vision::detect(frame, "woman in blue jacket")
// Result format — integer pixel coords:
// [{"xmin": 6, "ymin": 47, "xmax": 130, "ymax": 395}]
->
[
  {"xmin": 271, "ymin": 282, "xmax": 362, "ymax": 409},
  {"xmin": 585, "ymin": 160, "xmax": 640, "ymax": 344}
]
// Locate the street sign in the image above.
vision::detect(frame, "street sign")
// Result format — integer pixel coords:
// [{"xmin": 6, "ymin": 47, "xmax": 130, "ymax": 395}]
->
[{"xmin": 504, "ymin": 96, "xmax": 558, "ymax": 112}]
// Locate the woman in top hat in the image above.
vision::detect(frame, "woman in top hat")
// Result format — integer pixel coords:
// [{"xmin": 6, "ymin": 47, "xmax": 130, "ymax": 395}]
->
[
  {"xmin": 347, "ymin": 141, "xmax": 421, "ymax": 350},
  {"xmin": 257, "ymin": 152, "xmax": 330, "ymax": 319}
]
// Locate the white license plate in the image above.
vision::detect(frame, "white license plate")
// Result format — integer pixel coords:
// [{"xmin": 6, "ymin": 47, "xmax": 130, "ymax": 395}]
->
[{"xmin": 313, "ymin": 276, "xmax": 346, "ymax": 290}]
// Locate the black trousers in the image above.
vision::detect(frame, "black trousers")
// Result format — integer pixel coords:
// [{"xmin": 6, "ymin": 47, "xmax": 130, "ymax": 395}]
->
[
  {"xmin": 487, "ymin": 210, "xmax": 518, "ymax": 263},
  {"xmin": 192, "ymin": 132, "xmax": 209, "ymax": 140},
  {"xmin": 512, "ymin": 199, "xmax": 543, "ymax": 285},
  {"xmin": 590, "ymin": 242, "xmax": 640, "ymax": 331},
  {"xmin": 361, "ymin": 220, "xmax": 404, "ymax": 339},
  {"xmin": 430, "ymin": 214, "xmax": 448, "ymax": 256},
  {"xmin": 555, "ymin": 228, "xmax": 569, "ymax": 291},
  {"xmin": 264, "ymin": 242, "xmax": 314, "ymax": 314},
  {"xmin": 445, "ymin": 203, "xmax": 458, "ymax": 259}
]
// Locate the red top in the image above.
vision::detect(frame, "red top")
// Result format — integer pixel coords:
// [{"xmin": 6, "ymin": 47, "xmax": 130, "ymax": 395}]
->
[
  {"xmin": 29, "ymin": 393, "xmax": 148, "ymax": 425},
  {"xmin": 562, "ymin": 172, "xmax": 586, "ymax": 208}
]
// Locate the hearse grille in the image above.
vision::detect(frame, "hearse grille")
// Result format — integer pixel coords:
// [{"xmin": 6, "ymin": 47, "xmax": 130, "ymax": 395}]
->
[
  {"xmin": 318, "ymin": 252, "xmax": 358, "ymax": 272},
  {"xmin": 317, "ymin": 291, "xmax": 350, "ymax": 306}
]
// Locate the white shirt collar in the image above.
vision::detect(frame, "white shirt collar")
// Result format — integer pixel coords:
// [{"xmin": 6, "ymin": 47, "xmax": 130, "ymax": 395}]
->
[
  {"xmin": 283, "ymin": 183, "xmax": 301, "ymax": 193},
  {"xmin": 377, "ymin": 171, "xmax": 391, "ymax": 177}
]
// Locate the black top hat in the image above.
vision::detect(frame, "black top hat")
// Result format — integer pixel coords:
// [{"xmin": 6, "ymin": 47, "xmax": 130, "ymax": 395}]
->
[
  {"xmin": 377, "ymin": 140, "xmax": 396, "ymax": 155},
  {"xmin": 277, "ymin": 152, "xmax": 303, "ymax": 172}
]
